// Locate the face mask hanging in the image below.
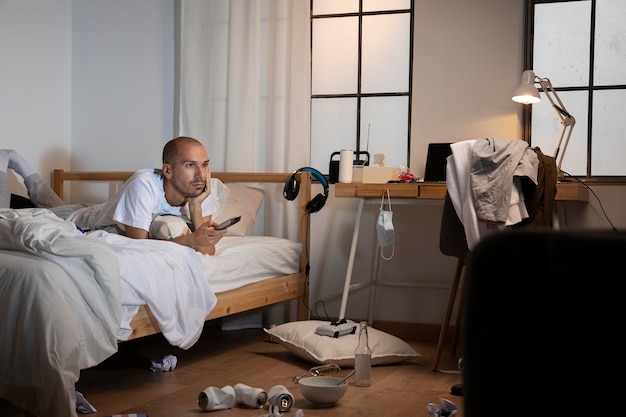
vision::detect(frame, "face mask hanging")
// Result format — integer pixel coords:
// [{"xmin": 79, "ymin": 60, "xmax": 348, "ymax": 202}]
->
[{"xmin": 376, "ymin": 189, "xmax": 395, "ymax": 260}]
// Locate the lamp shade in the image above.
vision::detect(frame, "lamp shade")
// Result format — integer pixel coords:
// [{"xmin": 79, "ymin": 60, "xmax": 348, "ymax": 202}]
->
[{"xmin": 512, "ymin": 70, "xmax": 540, "ymax": 104}]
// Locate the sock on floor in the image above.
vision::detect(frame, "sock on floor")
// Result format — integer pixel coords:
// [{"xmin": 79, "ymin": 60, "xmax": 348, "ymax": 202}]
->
[{"xmin": 7, "ymin": 149, "xmax": 35, "ymax": 178}]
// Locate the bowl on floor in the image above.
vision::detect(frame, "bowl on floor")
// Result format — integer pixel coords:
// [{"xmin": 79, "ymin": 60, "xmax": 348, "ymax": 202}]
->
[{"xmin": 297, "ymin": 376, "xmax": 348, "ymax": 407}]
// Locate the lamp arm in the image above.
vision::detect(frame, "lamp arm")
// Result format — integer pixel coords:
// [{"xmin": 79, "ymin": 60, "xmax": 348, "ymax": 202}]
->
[
  {"xmin": 537, "ymin": 79, "xmax": 575, "ymax": 125},
  {"xmin": 537, "ymin": 78, "xmax": 576, "ymax": 171},
  {"xmin": 556, "ymin": 123, "xmax": 575, "ymax": 172}
]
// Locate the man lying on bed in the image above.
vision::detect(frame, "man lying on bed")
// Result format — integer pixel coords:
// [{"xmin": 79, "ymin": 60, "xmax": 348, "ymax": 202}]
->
[{"xmin": 0, "ymin": 137, "xmax": 226, "ymax": 255}]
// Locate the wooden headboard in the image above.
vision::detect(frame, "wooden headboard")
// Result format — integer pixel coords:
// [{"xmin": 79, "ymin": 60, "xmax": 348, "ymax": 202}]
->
[{"xmin": 52, "ymin": 170, "xmax": 308, "ymax": 200}]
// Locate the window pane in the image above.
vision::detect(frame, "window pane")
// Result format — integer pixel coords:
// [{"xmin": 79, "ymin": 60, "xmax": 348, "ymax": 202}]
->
[
  {"xmin": 312, "ymin": 0, "xmax": 358, "ymax": 15},
  {"xmin": 363, "ymin": 0, "xmax": 410, "ymax": 12},
  {"xmin": 594, "ymin": 0, "xmax": 626, "ymax": 85},
  {"xmin": 311, "ymin": 98, "xmax": 358, "ymax": 173},
  {"xmin": 360, "ymin": 96, "xmax": 408, "ymax": 169},
  {"xmin": 531, "ymin": 90, "xmax": 587, "ymax": 176},
  {"xmin": 312, "ymin": 17, "xmax": 358, "ymax": 95},
  {"xmin": 362, "ymin": 14, "xmax": 410, "ymax": 93},
  {"xmin": 592, "ymin": 90, "xmax": 626, "ymax": 175},
  {"xmin": 533, "ymin": 1, "xmax": 591, "ymax": 87}
]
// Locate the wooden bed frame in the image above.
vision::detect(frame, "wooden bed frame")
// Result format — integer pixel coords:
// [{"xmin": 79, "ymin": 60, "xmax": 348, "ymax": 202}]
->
[{"xmin": 52, "ymin": 169, "xmax": 311, "ymax": 340}]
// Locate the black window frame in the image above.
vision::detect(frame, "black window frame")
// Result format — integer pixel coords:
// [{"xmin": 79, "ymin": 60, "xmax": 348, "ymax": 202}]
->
[
  {"xmin": 310, "ymin": 0, "xmax": 415, "ymax": 167},
  {"xmin": 523, "ymin": 0, "xmax": 626, "ymax": 182}
]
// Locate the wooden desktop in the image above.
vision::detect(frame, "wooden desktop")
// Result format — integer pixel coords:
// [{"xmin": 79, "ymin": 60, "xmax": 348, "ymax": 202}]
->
[{"xmin": 335, "ymin": 181, "xmax": 588, "ymax": 201}]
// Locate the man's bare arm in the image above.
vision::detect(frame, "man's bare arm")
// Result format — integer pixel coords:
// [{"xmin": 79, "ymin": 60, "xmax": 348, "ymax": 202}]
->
[
  {"xmin": 124, "ymin": 225, "xmax": 149, "ymax": 239},
  {"xmin": 123, "ymin": 220, "xmax": 225, "ymax": 256}
]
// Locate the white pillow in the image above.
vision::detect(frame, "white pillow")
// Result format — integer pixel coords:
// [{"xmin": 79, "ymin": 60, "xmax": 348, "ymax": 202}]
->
[
  {"xmin": 149, "ymin": 215, "xmax": 191, "ymax": 240},
  {"xmin": 210, "ymin": 178, "xmax": 231, "ymax": 216},
  {"xmin": 264, "ymin": 320, "xmax": 420, "ymax": 367},
  {"xmin": 213, "ymin": 183, "xmax": 264, "ymax": 236}
]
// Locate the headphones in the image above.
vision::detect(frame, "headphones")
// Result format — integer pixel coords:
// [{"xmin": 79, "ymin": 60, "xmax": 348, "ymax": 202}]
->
[{"xmin": 283, "ymin": 167, "xmax": 329, "ymax": 214}]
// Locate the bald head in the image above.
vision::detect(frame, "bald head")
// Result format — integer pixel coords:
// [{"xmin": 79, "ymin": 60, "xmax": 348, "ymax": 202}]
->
[{"xmin": 162, "ymin": 136, "xmax": 205, "ymax": 164}]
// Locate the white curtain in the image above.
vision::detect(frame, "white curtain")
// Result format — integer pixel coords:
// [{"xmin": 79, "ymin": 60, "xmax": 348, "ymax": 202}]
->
[{"xmin": 175, "ymin": 0, "xmax": 311, "ymax": 244}]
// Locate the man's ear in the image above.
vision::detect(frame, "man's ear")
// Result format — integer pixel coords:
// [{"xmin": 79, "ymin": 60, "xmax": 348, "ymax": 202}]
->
[{"xmin": 162, "ymin": 163, "xmax": 173, "ymax": 179}]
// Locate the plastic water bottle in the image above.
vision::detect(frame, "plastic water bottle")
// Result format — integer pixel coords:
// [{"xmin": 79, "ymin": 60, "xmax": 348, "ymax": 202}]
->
[{"xmin": 354, "ymin": 321, "xmax": 372, "ymax": 387}]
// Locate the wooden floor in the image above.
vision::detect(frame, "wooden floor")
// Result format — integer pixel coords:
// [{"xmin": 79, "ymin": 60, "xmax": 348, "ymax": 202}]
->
[{"xmin": 0, "ymin": 325, "xmax": 464, "ymax": 417}]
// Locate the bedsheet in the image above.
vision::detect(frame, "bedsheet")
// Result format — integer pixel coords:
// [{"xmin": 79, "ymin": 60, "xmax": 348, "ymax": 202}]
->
[
  {"xmin": 0, "ymin": 208, "xmax": 121, "ymax": 417},
  {"xmin": 201, "ymin": 235, "xmax": 302, "ymax": 293}
]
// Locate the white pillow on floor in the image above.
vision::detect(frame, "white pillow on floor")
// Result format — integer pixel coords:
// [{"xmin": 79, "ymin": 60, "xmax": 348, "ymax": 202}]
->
[{"xmin": 264, "ymin": 320, "xmax": 420, "ymax": 367}]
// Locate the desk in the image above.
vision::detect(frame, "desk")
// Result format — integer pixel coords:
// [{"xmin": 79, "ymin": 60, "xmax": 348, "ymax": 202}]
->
[
  {"xmin": 335, "ymin": 181, "xmax": 588, "ymax": 201},
  {"xmin": 334, "ymin": 181, "xmax": 588, "ymax": 319}
]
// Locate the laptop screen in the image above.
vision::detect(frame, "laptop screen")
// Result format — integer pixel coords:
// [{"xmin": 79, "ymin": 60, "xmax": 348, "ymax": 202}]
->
[{"xmin": 424, "ymin": 143, "xmax": 452, "ymax": 182}]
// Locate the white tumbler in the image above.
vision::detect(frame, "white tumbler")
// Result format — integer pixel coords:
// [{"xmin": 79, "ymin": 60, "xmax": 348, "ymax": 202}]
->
[{"xmin": 338, "ymin": 149, "xmax": 354, "ymax": 183}]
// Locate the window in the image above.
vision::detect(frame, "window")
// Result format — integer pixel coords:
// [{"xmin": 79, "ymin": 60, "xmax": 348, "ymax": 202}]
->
[
  {"xmin": 310, "ymin": 0, "xmax": 413, "ymax": 174},
  {"xmin": 525, "ymin": 0, "xmax": 626, "ymax": 178}
]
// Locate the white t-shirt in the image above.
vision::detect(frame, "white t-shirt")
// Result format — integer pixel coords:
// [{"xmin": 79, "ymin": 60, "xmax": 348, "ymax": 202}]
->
[{"xmin": 67, "ymin": 169, "xmax": 221, "ymax": 233}]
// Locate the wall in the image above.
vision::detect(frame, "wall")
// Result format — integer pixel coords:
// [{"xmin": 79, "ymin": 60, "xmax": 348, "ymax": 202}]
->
[
  {"xmin": 0, "ymin": 0, "xmax": 72, "ymax": 191},
  {"xmin": 308, "ymin": 0, "xmax": 528, "ymax": 325},
  {"xmin": 68, "ymin": 0, "xmax": 174, "ymax": 203},
  {"xmin": 3, "ymin": 0, "xmax": 622, "ymax": 329},
  {"xmin": 0, "ymin": 0, "xmax": 173, "ymax": 202},
  {"xmin": 71, "ymin": 0, "xmax": 174, "ymax": 172}
]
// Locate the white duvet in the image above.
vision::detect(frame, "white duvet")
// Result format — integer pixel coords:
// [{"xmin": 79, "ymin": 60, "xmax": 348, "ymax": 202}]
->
[
  {"xmin": 0, "ymin": 208, "xmax": 121, "ymax": 417},
  {"xmin": 0, "ymin": 208, "xmax": 301, "ymax": 417},
  {"xmin": 88, "ymin": 233, "xmax": 301, "ymax": 346},
  {"xmin": 0, "ymin": 209, "xmax": 216, "ymax": 417},
  {"xmin": 89, "ymin": 231, "xmax": 217, "ymax": 348}
]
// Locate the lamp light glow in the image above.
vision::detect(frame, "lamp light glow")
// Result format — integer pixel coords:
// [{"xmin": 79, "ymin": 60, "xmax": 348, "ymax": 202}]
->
[{"xmin": 512, "ymin": 70, "xmax": 541, "ymax": 104}]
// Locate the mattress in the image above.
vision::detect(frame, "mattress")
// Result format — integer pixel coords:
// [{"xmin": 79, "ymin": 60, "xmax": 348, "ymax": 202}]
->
[{"xmin": 202, "ymin": 235, "xmax": 302, "ymax": 293}]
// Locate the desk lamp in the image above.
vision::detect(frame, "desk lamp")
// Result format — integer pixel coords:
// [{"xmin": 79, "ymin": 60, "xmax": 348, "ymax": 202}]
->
[{"xmin": 512, "ymin": 69, "xmax": 576, "ymax": 172}]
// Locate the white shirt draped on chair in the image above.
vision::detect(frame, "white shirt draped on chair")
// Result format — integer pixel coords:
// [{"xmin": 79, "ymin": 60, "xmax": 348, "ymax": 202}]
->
[{"xmin": 446, "ymin": 138, "xmax": 539, "ymax": 250}]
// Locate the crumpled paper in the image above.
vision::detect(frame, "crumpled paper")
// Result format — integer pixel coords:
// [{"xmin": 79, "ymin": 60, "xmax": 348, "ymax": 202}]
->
[
  {"xmin": 150, "ymin": 354, "xmax": 177, "ymax": 372},
  {"xmin": 259, "ymin": 406, "xmax": 304, "ymax": 417},
  {"xmin": 427, "ymin": 398, "xmax": 459, "ymax": 417}
]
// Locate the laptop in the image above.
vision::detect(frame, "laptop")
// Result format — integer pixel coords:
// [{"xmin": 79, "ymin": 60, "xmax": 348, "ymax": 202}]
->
[{"xmin": 423, "ymin": 143, "xmax": 452, "ymax": 182}]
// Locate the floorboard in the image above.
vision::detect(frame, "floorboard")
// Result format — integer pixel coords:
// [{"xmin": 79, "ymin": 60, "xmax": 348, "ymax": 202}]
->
[{"xmin": 0, "ymin": 326, "xmax": 464, "ymax": 417}]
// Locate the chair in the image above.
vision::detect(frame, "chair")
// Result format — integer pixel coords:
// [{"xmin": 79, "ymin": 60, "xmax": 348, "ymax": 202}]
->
[
  {"xmin": 432, "ymin": 144, "xmax": 557, "ymax": 372},
  {"xmin": 463, "ymin": 230, "xmax": 626, "ymax": 417},
  {"xmin": 432, "ymin": 192, "xmax": 470, "ymax": 372}
]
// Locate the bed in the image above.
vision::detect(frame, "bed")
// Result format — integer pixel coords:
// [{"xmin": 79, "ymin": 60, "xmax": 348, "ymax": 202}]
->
[{"xmin": 0, "ymin": 170, "xmax": 311, "ymax": 417}]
